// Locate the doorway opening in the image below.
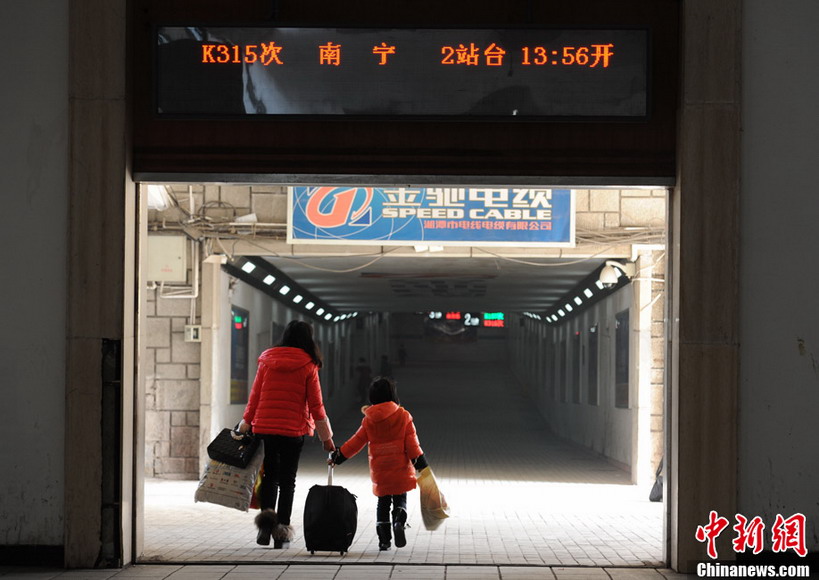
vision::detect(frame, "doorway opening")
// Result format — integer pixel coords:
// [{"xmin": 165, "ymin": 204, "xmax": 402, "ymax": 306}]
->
[{"xmin": 135, "ymin": 182, "xmax": 669, "ymax": 566}]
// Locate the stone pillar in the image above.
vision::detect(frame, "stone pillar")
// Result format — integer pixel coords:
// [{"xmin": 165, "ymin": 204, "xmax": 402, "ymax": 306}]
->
[
  {"xmin": 199, "ymin": 257, "xmax": 225, "ymax": 475},
  {"xmin": 65, "ymin": 0, "xmax": 130, "ymax": 567},
  {"xmin": 672, "ymin": 1, "xmax": 741, "ymax": 571}
]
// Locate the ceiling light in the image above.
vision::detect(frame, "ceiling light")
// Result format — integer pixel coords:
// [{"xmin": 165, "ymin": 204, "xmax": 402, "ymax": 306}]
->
[
  {"xmin": 279, "ymin": 285, "xmax": 290, "ymax": 295},
  {"xmin": 584, "ymin": 288, "xmax": 594, "ymax": 298},
  {"xmin": 263, "ymin": 275, "xmax": 276, "ymax": 285},
  {"xmin": 324, "ymin": 313, "xmax": 333, "ymax": 320},
  {"xmin": 305, "ymin": 301, "xmax": 315, "ymax": 310},
  {"xmin": 565, "ymin": 304, "xmax": 573, "ymax": 312},
  {"xmin": 146, "ymin": 184, "xmax": 173, "ymax": 210},
  {"xmin": 316, "ymin": 308, "xmax": 325, "ymax": 316},
  {"xmin": 558, "ymin": 309, "xmax": 565, "ymax": 317},
  {"xmin": 334, "ymin": 316, "xmax": 340, "ymax": 322},
  {"xmin": 292, "ymin": 294, "xmax": 303, "ymax": 303},
  {"xmin": 574, "ymin": 296, "xmax": 583, "ymax": 305},
  {"xmin": 241, "ymin": 261, "xmax": 256, "ymax": 274}
]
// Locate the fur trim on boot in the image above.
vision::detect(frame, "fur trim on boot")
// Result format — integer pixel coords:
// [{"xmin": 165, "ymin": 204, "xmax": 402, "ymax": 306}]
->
[
  {"xmin": 272, "ymin": 523, "xmax": 295, "ymax": 548},
  {"xmin": 254, "ymin": 509, "xmax": 277, "ymax": 546}
]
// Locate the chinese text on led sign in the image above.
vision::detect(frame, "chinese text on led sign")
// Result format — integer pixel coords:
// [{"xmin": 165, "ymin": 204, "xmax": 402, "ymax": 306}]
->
[
  {"xmin": 483, "ymin": 312, "xmax": 505, "ymax": 328},
  {"xmin": 200, "ymin": 41, "xmax": 615, "ymax": 69},
  {"xmin": 156, "ymin": 27, "xmax": 647, "ymax": 117}
]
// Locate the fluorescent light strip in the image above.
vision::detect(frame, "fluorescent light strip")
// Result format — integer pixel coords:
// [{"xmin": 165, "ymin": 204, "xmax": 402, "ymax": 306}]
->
[
  {"xmin": 584, "ymin": 288, "xmax": 594, "ymax": 298},
  {"xmin": 316, "ymin": 308, "xmax": 325, "ymax": 316},
  {"xmin": 324, "ymin": 313, "xmax": 333, "ymax": 320},
  {"xmin": 279, "ymin": 285, "xmax": 290, "ymax": 295},
  {"xmin": 305, "ymin": 302, "xmax": 315, "ymax": 310},
  {"xmin": 292, "ymin": 294, "xmax": 303, "ymax": 303},
  {"xmin": 574, "ymin": 297, "xmax": 583, "ymax": 305},
  {"xmin": 263, "ymin": 275, "xmax": 276, "ymax": 285},
  {"xmin": 241, "ymin": 262, "xmax": 256, "ymax": 273}
]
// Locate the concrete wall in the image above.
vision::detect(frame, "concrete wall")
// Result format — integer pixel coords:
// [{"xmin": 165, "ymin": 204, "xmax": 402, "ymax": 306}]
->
[
  {"xmin": 0, "ymin": 1, "xmax": 68, "ymax": 546},
  {"xmin": 508, "ymin": 262, "xmax": 665, "ymax": 486},
  {"xmin": 513, "ymin": 287, "xmax": 636, "ymax": 469},
  {"xmin": 740, "ymin": 0, "xmax": 819, "ymax": 551}
]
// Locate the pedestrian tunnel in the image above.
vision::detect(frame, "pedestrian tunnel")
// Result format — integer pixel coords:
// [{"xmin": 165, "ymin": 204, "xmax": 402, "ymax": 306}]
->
[{"xmin": 139, "ymin": 183, "xmax": 668, "ymax": 566}]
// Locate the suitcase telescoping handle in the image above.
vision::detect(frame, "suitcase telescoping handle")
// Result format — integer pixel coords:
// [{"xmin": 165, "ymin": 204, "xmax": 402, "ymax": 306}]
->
[{"xmin": 327, "ymin": 452, "xmax": 334, "ymax": 486}]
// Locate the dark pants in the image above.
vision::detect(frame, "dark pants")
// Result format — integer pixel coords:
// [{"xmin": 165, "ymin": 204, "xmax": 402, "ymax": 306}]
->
[
  {"xmin": 376, "ymin": 493, "xmax": 407, "ymax": 524},
  {"xmin": 259, "ymin": 434, "xmax": 304, "ymax": 525}
]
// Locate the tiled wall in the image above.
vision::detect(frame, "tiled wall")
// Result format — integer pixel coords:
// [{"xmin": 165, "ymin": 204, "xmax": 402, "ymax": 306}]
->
[{"xmin": 144, "ymin": 284, "xmax": 202, "ymax": 479}]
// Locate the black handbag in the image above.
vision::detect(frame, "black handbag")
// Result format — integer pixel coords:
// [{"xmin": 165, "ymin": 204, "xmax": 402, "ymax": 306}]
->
[
  {"xmin": 207, "ymin": 425, "xmax": 261, "ymax": 469},
  {"xmin": 649, "ymin": 458, "xmax": 663, "ymax": 502}
]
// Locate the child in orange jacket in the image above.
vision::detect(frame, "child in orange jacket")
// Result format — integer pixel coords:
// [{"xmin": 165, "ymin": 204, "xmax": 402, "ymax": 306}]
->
[{"xmin": 330, "ymin": 377, "xmax": 428, "ymax": 550}]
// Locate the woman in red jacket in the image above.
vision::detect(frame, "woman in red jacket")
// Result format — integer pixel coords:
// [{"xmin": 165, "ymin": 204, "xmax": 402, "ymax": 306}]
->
[
  {"xmin": 330, "ymin": 377, "xmax": 427, "ymax": 551},
  {"xmin": 238, "ymin": 320, "xmax": 335, "ymax": 548}
]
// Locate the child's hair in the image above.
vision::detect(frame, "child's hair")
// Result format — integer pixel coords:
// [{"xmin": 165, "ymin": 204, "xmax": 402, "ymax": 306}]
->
[{"xmin": 369, "ymin": 376, "xmax": 399, "ymax": 405}]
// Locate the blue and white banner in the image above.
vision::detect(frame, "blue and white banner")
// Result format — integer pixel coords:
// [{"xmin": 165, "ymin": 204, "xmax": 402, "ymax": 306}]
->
[{"xmin": 288, "ymin": 186, "xmax": 575, "ymax": 246}]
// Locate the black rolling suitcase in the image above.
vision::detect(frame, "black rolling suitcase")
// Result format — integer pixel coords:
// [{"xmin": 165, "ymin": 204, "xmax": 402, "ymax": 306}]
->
[{"xmin": 303, "ymin": 456, "xmax": 358, "ymax": 555}]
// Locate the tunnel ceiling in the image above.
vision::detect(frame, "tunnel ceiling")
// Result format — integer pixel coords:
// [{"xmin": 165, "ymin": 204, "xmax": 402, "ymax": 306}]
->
[{"xmin": 261, "ymin": 254, "xmax": 607, "ymax": 313}]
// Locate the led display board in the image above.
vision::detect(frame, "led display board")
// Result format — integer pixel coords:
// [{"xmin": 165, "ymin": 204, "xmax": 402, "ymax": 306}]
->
[
  {"xmin": 230, "ymin": 306, "xmax": 249, "ymax": 404},
  {"xmin": 156, "ymin": 27, "xmax": 648, "ymax": 119},
  {"xmin": 288, "ymin": 186, "xmax": 575, "ymax": 247}
]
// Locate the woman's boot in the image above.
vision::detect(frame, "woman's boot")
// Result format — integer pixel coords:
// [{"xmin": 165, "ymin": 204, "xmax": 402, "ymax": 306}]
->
[
  {"xmin": 272, "ymin": 523, "xmax": 294, "ymax": 549},
  {"xmin": 392, "ymin": 507, "xmax": 408, "ymax": 548},
  {"xmin": 376, "ymin": 522, "xmax": 392, "ymax": 551},
  {"xmin": 254, "ymin": 509, "xmax": 277, "ymax": 546}
]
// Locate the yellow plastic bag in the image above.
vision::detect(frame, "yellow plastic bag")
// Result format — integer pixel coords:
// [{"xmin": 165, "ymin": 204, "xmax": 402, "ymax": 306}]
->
[
  {"xmin": 417, "ymin": 466, "xmax": 450, "ymax": 530},
  {"xmin": 249, "ymin": 465, "xmax": 264, "ymax": 510}
]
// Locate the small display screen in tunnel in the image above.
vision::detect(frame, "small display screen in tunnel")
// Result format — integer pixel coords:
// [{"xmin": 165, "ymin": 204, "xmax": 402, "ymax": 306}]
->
[
  {"xmin": 155, "ymin": 26, "xmax": 648, "ymax": 119},
  {"xmin": 431, "ymin": 311, "xmax": 505, "ymax": 328}
]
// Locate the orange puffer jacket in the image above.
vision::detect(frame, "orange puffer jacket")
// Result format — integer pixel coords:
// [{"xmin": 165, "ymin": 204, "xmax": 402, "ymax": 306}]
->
[
  {"xmin": 243, "ymin": 347, "xmax": 329, "ymax": 438},
  {"xmin": 340, "ymin": 402, "xmax": 423, "ymax": 497}
]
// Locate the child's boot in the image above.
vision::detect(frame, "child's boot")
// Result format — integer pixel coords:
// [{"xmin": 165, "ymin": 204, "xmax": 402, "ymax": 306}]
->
[
  {"xmin": 376, "ymin": 522, "xmax": 392, "ymax": 550},
  {"xmin": 392, "ymin": 507, "xmax": 408, "ymax": 548}
]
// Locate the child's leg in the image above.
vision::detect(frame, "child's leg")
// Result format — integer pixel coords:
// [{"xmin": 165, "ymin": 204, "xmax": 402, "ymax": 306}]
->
[
  {"xmin": 392, "ymin": 493, "xmax": 409, "ymax": 548},
  {"xmin": 376, "ymin": 495, "xmax": 393, "ymax": 550}
]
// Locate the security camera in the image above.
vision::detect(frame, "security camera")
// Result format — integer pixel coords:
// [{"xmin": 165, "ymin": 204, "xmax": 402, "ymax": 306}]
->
[{"xmin": 599, "ymin": 261, "xmax": 636, "ymax": 289}]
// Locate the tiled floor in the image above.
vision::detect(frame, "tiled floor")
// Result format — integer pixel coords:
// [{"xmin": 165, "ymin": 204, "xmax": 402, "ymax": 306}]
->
[
  {"xmin": 141, "ymin": 361, "xmax": 665, "ymax": 569},
  {"xmin": 0, "ymin": 564, "xmax": 694, "ymax": 579}
]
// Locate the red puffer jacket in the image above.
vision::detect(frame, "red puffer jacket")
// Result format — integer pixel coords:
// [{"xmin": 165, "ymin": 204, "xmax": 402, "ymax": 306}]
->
[
  {"xmin": 243, "ymin": 347, "xmax": 330, "ymax": 438},
  {"xmin": 340, "ymin": 402, "xmax": 423, "ymax": 497}
]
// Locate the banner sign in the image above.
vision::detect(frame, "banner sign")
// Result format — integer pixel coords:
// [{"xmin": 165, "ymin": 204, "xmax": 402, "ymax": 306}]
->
[{"xmin": 288, "ymin": 187, "xmax": 575, "ymax": 247}]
